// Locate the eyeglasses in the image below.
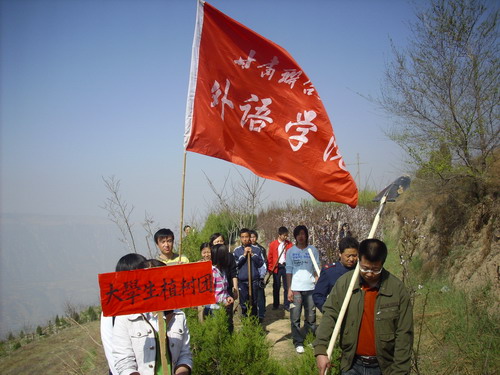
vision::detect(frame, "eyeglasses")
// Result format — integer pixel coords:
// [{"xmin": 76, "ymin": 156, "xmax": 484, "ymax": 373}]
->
[{"xmin": 359, "ymin": 266, "xmax": 383, "ymax": 275}]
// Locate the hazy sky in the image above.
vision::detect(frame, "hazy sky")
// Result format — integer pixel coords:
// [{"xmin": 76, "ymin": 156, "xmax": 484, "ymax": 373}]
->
[{"xmin": 1, "ymin": 0, "xmax": 421, "ymax": 232}]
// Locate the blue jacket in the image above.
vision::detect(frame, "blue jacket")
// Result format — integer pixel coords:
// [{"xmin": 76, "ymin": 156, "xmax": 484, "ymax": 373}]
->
[
  {"xmin": 233, "ymin": 244, "xmax": 264, "ymax": 282},
  {"xmin": 313, "ymin": 262, "xmax": 354, "ymax": 312}
]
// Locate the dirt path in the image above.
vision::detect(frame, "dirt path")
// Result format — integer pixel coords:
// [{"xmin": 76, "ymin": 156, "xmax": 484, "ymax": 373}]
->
[{"xmin": 239, "ymin": 282, "xmax": 323, "ymax": 361}]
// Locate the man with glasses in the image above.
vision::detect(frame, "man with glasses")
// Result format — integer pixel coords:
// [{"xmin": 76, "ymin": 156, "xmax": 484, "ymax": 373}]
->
[
  {"xmin": 314, "ymin": 239, "xmax": 413, "ymax": 375},
  {"xmin": 313, "ymin": 237, "xmax": 359, "ymax": 312}
]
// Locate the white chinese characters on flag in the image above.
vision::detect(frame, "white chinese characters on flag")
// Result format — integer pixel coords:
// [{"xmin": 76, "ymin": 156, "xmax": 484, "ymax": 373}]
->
[{"xmin": 185, "ymin": 1, "xmax": 358, "ymax": 207}]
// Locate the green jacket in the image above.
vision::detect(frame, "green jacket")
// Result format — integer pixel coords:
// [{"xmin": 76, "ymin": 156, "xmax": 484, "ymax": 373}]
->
[{"xmin": 314, "ymin": 269, "xmax": 413, "ymax": 374}]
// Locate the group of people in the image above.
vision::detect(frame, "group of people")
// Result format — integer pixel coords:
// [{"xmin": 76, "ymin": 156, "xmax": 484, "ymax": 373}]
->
[{"xmin": 101, "ymin": 223, "xmax": 414, "ymax": 375}]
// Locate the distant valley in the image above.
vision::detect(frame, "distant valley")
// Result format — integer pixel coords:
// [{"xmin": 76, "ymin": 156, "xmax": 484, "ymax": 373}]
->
[{"xmin": 0, "ymin": 213, "xmax": 139, "ymax": 338}]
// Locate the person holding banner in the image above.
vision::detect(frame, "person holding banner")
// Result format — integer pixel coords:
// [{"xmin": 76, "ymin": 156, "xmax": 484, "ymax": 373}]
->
[
  {"xmin": 155, "ymin": 228, "xmax": 189, "ymax": 265},
  {"xmin": 286, "ymin": 225, "xmax": 320, "ymax": 354},
  {"xmin": 234, "ymin": 228, "xmax": 264, "ymax": 317},
  {"xmin": 112, "ymin": 262, "xmax": 193, "ymax": 375},
  {"xmin": 101, "ymin": 253, "xmax": 147, "ymax": 375},
  {"xmin": 313, "ymin": 239, "xmax": 413, "ymax": 375},
  {"xmin": 267, "ymin": 226, "xmax": 293, "ymax": 311}
]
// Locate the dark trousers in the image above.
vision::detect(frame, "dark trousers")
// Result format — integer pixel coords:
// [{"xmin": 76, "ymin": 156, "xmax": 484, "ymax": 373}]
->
[
  {"xmin": 273, "ymin": 264, "xmax": 289, "ymax": 308},
  {"xmin": 239, "ymin": 280, "xmax": 259, "ymax": 316}
]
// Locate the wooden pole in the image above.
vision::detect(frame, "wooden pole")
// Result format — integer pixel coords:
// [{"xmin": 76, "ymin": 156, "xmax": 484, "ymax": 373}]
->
[
  {"xmin": 178, "ymin": 151, "xmax": 187, "ymax": 262},
  {"xmin": 247, "ymin": 252, "xmax": 253, "ymax": 300},
  {"xmin": 156, "ymin": 311, "xmax": 169, "ymax": 375},
  {"xmin": 326, "ymin": 195, "xmax": 387, "ymax": 359},
  {"xmin": 307, "ymin": 247, "xmax": 321, "ymax": 276}
]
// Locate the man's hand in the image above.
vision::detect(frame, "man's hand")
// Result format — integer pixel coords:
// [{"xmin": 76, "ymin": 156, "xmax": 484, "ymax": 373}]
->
[
  {"xmin": 244, "ymin": 246, "xmax": 253, "ymax": 257},
  {"xmin": 316, "ymin": 355, "xmax": 331, "ymax": 375},
  {"xmin": 287, "ymin": 290, "xmax": 294, "ymax": 302},
  {"xmin": 174, "ymin": 364, "xmax": 191, "ymax": 374},
  {"xmin": 232, "ymin": 287, "xmax": 239, "ymax": 299}
]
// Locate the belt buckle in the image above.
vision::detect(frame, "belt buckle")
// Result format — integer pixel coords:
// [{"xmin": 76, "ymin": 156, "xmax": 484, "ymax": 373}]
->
[{"xmin": 358, "ymin": 355, "xmax": 377, "ymax": 365}]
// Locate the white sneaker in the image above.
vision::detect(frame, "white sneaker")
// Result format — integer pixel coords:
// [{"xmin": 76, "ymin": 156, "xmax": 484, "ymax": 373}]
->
[{"xmin": 295, "ymin": 345, "xmax": 305, "ymax": 354}]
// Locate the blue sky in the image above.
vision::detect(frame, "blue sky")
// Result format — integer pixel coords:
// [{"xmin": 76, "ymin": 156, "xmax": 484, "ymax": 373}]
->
[{"xmin": 1, "ymin": 0, "xmax": 421, "ymax": 232}]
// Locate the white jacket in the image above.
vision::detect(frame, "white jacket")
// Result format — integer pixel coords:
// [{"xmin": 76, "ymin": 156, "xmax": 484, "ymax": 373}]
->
[
  {"xmin": 112, "ymin": 310, "xmax": 192, "ymax": 375},
  {"xmin": 100, "ymin": 313, "xmax": 119, "ymax": 375}
]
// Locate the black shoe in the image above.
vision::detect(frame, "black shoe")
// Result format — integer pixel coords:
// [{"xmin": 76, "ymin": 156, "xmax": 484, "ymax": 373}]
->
[
  {"xmin": 259, "ymin": 317, "xmax": 264, "ymax": 324},
  {"xmin": 284, "ymin": 306, "xmax": 290, "ymax": 312}
]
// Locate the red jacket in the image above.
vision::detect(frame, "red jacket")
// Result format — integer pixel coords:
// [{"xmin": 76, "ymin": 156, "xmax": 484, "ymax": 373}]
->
[{"xmin": 267, "ymin": 239, "xmax": 293, "ymax": 273}]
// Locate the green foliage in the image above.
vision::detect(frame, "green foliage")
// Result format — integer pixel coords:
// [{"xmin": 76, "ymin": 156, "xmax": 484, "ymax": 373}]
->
[
  {"xmin": 86, "ymin": 306, "xmax": 98, "ymax": 322},
  {"xmin": 357, "ymin": 189, "xmax": 378, "ymax": 208},
  {"xmin": 188, "ymin": 308, "xmax": 283, "ymax": 374},
  {"xmin": 7, "ymin": 333, "xmax": 14, "ymax": 341},
  {"xmin": 181, "ymin": 211, "xmax": 243, "ymax": 262},
  {"xmin": 413, "ymin": 281, "xmax": 500, "ymax": 374},
  {"xmin": 36, "ymin": 326, "xmax": 43, "ymax": 336},
  {"xmin": 382, "ymin": 0, "xmax": 499, "ymax": 194}
]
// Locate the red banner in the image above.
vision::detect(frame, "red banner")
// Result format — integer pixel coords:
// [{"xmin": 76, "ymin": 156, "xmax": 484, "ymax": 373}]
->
[
  {"xmin": 184, "ymin": 1, "xmax": 358, "ymax": 207},
  {"xmin": 98, "ymin": 261, "xmax": 215, "ymax": 317}
]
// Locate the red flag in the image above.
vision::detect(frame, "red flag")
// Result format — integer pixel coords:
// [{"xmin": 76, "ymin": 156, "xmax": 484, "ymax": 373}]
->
[{"xmin": 184, "ymin": 1, "xmax": 358, "ymax": 207}]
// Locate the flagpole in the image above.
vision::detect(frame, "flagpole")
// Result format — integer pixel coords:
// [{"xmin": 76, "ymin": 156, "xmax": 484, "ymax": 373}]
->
[{"xmin": 179, "ymin": 150, "xmax": 187, "ymax": 262}]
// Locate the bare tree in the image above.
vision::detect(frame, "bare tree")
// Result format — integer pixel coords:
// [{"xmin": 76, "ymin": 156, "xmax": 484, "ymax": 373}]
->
[
  {"xmin": 204, "ymin": 169, "xmax": 266, "ymax": 246},
  {"xmin": 381, "ymin": 0, "xmax": 499, "ymax": 197},
  {"xmin": 142, "ymin": 211, "xmax": 158, "ymax": 258},
  {"xmin": 101, "ymin": 176, "xmax": 137, "ymax": 253}
]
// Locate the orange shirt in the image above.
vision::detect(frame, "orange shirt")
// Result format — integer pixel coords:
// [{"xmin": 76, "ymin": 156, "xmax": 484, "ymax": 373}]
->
[{"xmin": 356, "ymin": 285, "xmax": 378, "ymax": 356}]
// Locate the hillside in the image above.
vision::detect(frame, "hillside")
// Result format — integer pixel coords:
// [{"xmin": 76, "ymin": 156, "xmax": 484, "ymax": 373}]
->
[{"xmin": 1, "ymin": 181, "xmax": 498, "ymax": 374}]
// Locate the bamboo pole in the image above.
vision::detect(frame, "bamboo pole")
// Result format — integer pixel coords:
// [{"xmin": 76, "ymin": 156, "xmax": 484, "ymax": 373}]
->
[
  {"xmin": 156, "ymin": 311, "xmax": 169, "ymax": 375},
  {"xmin": 178, "ymin": 151, "xmax": 187, "ymax": 262},
  {"xmin": 307, "ymin": 247, "xmax": 321, "ymax": 276}
]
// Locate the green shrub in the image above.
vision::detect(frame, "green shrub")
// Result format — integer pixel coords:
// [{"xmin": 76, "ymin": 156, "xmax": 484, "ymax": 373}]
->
[{"xmin": 188, "ymin": 308, "xmax": 283, "ymax": 374}]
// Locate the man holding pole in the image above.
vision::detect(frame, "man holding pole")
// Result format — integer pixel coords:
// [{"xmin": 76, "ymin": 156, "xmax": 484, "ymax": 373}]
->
[
  {"xmin": 314, "ymin": 239, "xmax": 413, "ymax": 375},
  {"xmin": 267, "ymin": 226, "xmax": 293, "ymax": 311},
  {"xmin": 286, "ymin": 225, "xmax": 320, "ymax": 354},
  {"xmin": 234, "ymin": 228, "xmax": 264, "ymax": 317}
]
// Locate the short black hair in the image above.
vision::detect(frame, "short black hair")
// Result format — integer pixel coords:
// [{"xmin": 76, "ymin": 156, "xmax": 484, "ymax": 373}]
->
[
  {"xmin": 115, "ymin": 253, "xmax": 147, "ymax": 272},
  {"xmin": 249, "ymin": 229, "xmax": 258, "ymax": 239},
  {"xmin": 278, "ymin": 226, "xmax": 288, "ymax": 235},
  {"xmin": 358, "ymin": 239, "xmax": 387, "ymax": 264},
  {"xmin": 139, "ymin": 259, "xmax": 165, "ymax": 269},
  {"xmin": 293, "ymin": 225, "xmax": 309, "ymax": 242},
  {"xmin": 239, "ymin": 228, "xmax": 250, "ymax": 236},
  {"xmin": 200, "ymin": 242, "xmax": 210, "ymax": 252},
  {"xmin": 183, "ymin": 225, "xmax": 191, "ymax": 231},
  {"xmin": 211, "ymin": 244, "xmax": 229, "ymax": 271},
  {"xmin": 154, "ymin": 228, "xmax": 174, "ymax": 244},
  {"xmin": 339, "ymin": 237, "xmax": 359, "ymax": 253}
]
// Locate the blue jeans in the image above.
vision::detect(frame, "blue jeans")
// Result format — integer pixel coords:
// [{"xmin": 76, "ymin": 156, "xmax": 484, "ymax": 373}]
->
[
  {"xmin": 290, "ymin": 290, "xmax": 316, "ymax": 346},
  {"xmin": 342, "ymin": 359, "xmax": 381, "ymax": 375}
]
